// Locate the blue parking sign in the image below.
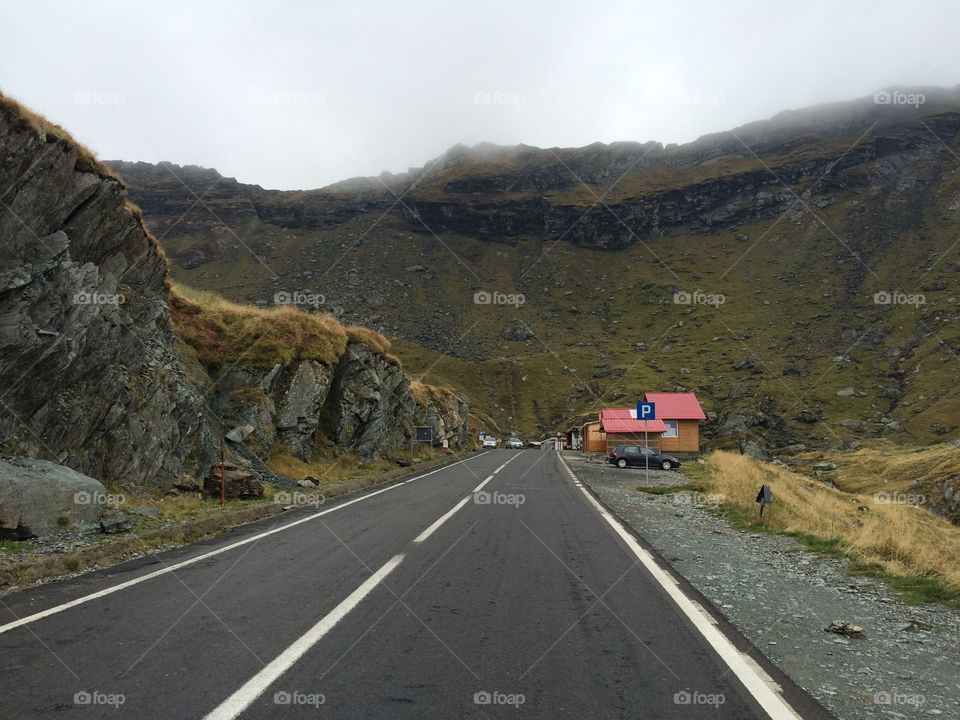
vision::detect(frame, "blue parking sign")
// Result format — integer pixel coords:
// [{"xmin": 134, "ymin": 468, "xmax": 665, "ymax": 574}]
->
[{"xmin": 637, "ymin": 401, "xmax": 656, "ymax": 420}]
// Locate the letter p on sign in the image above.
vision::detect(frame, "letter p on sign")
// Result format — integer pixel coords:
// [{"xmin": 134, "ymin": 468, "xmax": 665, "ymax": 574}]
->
[{"xmin": 637, "ymin": 402, "xmax": 656, "ymax": 420}]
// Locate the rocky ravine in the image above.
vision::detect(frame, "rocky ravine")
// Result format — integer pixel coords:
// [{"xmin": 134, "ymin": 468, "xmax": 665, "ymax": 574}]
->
[{"xmin": 0, "ymin": 95, "xmax": 468, "ymax": 539}]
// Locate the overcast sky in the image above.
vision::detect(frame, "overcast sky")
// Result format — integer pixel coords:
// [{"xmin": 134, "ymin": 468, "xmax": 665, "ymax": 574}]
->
[{"xmin": 1, "ymin": 0, "xmax": 958, "ymax": 190}]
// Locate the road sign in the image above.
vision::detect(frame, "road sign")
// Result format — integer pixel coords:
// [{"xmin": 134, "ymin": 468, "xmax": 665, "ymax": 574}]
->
[
  {"xmin": 756, "ymin": 484, "xmax": 773, "ymax": 516},
  {"xmin": 415, "ymin": 426, "xmax": 434, "ymax": 443},
  {"xmin": 637, "ymin": 401, "xmax": 656, "ymax": 420}
]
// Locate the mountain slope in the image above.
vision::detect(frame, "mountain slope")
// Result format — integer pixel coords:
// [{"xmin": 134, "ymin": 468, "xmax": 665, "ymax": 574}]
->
[{"xmin": 106, "ymin": 88, "xmax": 960, "ymax": 448}]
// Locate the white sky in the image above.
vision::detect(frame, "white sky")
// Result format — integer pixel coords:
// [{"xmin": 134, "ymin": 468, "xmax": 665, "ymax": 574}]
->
[{"xmin": 1, "ymin": 0, "xmax": 958, "ymax": 190}]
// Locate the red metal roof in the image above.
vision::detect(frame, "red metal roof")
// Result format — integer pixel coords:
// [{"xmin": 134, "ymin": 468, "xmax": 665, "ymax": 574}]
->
[
  {"xmin": 599, "ymin": 408, "xmax": 667, "ymax": 434},
  {"xmin": 643, "ymin": 392, "xmax": 706, "ymax": 420}
]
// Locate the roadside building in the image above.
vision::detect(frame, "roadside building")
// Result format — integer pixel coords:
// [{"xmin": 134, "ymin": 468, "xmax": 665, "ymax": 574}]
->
[
  {"xmin": 643, "ymin": 392, "xmax": 707, "ymax": 454},
  {"xmin": 599, "ymin": 408, "xmax": 666, "ymax": 453}
]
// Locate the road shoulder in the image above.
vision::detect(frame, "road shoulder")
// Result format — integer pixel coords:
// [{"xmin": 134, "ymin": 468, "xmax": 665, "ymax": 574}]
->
[{"xmin": 564, "ymin": 451, "xmax": 960, "ymax": 720}]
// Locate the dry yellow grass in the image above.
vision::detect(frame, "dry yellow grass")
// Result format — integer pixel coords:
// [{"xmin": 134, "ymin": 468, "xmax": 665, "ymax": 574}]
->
[
  {"xmin": 795, "ymin": 440, "xmax": 960, "ymax": 495},
  {"xmin": 409, "ymin": 380, "xmax": 431, "ymax": 406},
  {"xmin": 0, "ymin": 92, "xmax": 167, "ymax": 260},
  {"xmin": 704, "ymin": 451, "xmax": 960, "ymax": 593},
  {"xmin": 169, "ymin": 283, "xmax": 401, "ymax": 371},
  {"xmin": 0, "ymin": 92, "xmax": 115, "ymax": 178},
  {"xmin": 169, "ymin": 282, "xmax": 348, "ymax": 369},
  {"xmin": 345, "ymin": 325, "xmax": 391, "ymax": 354}
]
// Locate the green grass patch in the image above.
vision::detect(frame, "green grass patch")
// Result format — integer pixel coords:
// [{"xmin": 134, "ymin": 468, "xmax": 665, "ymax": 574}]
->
[{"xmin": 849, "ymin": 560, "xmax": 960, "ymax": 609}]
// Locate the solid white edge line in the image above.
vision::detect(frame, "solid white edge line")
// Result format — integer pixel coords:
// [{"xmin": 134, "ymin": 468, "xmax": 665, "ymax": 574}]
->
[
  {"xmin": 0, "ymin": 454, "xmax": 485, "ymax": 636},
  {"xmin": 412, "ymin": 496, "xmax": 471, "ymax": 543},
  {"xmin": 203, "ymin": 554, "xmax": 404, "ymax": 720},
  {"xmin": 556, "ymin": 454, "xmax": 803, "ymax": 720}
]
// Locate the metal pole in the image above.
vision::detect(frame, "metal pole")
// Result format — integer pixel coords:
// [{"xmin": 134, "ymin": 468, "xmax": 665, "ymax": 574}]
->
[
  {"xmin": 219, "ymin": 438, "xmax": 225, "ymax": 509},
  {"xmin": 645, "ymin": 426, "xmax": 649, "ymax": 484}
]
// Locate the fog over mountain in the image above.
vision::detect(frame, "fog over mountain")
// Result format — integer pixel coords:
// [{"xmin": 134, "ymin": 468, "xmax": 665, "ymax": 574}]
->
[{"xmin": 1, "ymin": 0, "xmax": 958, "ymax": 189}]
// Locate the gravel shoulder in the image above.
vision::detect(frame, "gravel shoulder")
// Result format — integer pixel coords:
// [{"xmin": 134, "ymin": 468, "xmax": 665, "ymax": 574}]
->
[{"xmin": 564, "ymin": 451, "xmax": 960, "ymax": 720}]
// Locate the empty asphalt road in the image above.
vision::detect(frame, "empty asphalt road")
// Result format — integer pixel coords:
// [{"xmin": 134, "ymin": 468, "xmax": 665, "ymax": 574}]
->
[{"xmin": 0, "ymin": 449, "xmax": 832, "ymax": 719}]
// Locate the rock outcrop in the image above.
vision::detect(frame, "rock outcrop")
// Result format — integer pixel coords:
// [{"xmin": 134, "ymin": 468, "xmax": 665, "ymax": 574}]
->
[
  {"xmin": 215, "ymin": 345, "xmax": 468, "ymax": 462},
  {"xmin": 0, "ymin": 95, "xmax": 216, "ymax": 490},
  {"xmin": 0, "ymin": 95, "xmax": 470, "ymax": 500}
]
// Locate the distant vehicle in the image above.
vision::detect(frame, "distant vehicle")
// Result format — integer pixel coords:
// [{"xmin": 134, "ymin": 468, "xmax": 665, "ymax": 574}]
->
[
  {"xmin": 608, "ymin": 445, "xmax": 681, "ymax": 470},
  {"xmin": 482, "ymin": 436, "xmax": 498, "ymax": 449},
  {"xmin": 505, "ymin": 437, "xmax": 524, "ymax": 449},
  {"xmin": 527, "ymin": 440, "xmax": 543, "ymax": 448}
]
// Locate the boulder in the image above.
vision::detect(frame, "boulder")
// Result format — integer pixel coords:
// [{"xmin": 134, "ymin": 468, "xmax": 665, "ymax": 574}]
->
[
  {"xmin": 99, "ymin": 513, "xmax": 132, "ymax": 534},
  {"xmin": 225, "ymin": 424, "xmax": 255, "ymax": 443},
  {"xmin": 839, "ymin": 418, "xmax": 866, "ymax": 433},
  {"xmin": 740, "ymin": 440, "xmax": 771, "ymax": 460},
  {"xmin": 718, "ymin": 413, "xmax": 749, "ymax": 436},
  {"xmin": 172, "ymin": 474, "xmax": 200, "ymax": 493},
  {"xmin": 0, "ymin": 457, "xmax": 106, "ymax": 538},
  {"xmin": 204, "ymin": 463, "xmax": 265, "ymax": 499},
  {"xmin": 824, "ymin": 620, "xmax": 865, "ymax": 638}
]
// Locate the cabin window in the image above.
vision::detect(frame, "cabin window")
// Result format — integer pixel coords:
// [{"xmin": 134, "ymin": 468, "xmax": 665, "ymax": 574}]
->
[{"xmin": 662, "ymin": 420, "xmax": 678, "ymax": 438}]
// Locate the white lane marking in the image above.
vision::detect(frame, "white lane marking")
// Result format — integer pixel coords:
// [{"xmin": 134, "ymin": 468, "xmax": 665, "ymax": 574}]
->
[
  {"xmin": 473, "ymin": 475, "xmax": 494, "ymax": 493},
  {"xmin": 413, "ymin": 451, "xmax": 524, "ymax": 544},
  {"xmin": 557, "ymin": 455, "xmax": 803, "ymax": 720},
  {"xmin": 494, "ymin": 451, "xmax": 523, "ymax": 474},
  {"xmin": 412, "ymin": 496, "xmax": 471, "ymax": 543},
  {"xmin": 0, "ymin": 454, "xmax": 485, "ymax": 636},
  {"xmin": 203, "ymin": 554, "xmax": 404, "ymax": 720}
]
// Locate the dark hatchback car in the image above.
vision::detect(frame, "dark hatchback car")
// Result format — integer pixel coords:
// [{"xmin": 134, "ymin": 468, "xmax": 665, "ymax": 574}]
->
[{"xmin": 608, "ymin": 445, "xmax": 681, "ymax": 470}]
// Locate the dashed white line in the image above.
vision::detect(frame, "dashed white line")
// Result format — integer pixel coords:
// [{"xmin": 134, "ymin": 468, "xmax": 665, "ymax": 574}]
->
[
  {"xmin": 414, "ymin": 452, "xmax": 523, "ymax": 544},
  {"xmin": 556, "ymin": 454, "xmax": 803, "ymax": 720},
  {"xmin": 412, "ymin": 496, "xmax": 472, "ymax": 543},
  {"xmin": 0, "ymin": 454, "xmax": 483, "ymax": 636},
  {"xmin": 203, "ymin": 554, "xmax": 404, "ymax": 720},
  {"xmin": 472, "ymin": 475, "xmax": 494, "ymax": 493}
]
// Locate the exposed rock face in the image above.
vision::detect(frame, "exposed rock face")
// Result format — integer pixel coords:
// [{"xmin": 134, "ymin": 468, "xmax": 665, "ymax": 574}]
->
[
  {"xmin": 0, "ymin": 457, "xmax": 107, "ymax": 538},
  {"xmin": 214, "ymin": 350, "xmax": 469, "ymax": 463},
  {"xmin": 0, "ymin": 97, "xmax": 470, "ymax": 495},
  {"xmin": 0, "ymin": 100, "xmax": 216, "ymax": 489},
  {"xmin": 109, "ymin": 89, "xmax": 960, "ymax": 250},
  {"xmin": 275, "ymin": 360, "xmax": 333, "ymax": 459},
  {"xmin": 329, "ymin": 344, "xmax": 418, "ymax": 457}
]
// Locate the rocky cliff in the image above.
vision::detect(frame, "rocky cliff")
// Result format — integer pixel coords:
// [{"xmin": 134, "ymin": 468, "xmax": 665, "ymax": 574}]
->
[
  {"xmin": 0, "ymin": 94, "xmax": 469, "ymax": 506},
  {"xmin": 0, "ymin": 95, "xmax": 215, "ymax": 489}
]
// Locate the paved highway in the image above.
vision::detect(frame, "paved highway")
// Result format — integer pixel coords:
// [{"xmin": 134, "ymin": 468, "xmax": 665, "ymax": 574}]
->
[{"xmin": 0, "ymin": 449, "xmax": 832, "ymax": 719}]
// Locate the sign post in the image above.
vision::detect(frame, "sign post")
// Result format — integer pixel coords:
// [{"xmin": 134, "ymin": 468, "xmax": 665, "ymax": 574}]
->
[
  {"xmin": 756, "ymin": 484, "xmax": 773, "ymax": 516},
  {"xmin": 637, "ymin": 401, "xmax": 656, "ymax": 484},
  {"xmin": 219, "ymin": 438, "xmax": 225, "ymax": 509}
]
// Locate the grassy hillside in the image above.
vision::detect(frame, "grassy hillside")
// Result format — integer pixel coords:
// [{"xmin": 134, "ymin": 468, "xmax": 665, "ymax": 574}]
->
[
  {"xmin": 111, "ymin": 96, "xmax": 960, "ymax": 447},
  {"xmin": 699, "ymin": 451, "xmax": 960, "ymax": 604}
]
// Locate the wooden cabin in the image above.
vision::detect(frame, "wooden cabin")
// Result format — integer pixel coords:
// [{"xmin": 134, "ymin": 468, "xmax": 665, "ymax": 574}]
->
[{"xmin": 643, "ymin": 392, "xmax": 707, "ymax": 454}]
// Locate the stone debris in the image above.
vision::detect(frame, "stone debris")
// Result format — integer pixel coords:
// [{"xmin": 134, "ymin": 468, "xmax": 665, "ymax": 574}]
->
[{"xmin": 824, "ymin": 620, "xmax": 865, "ymax": 638}]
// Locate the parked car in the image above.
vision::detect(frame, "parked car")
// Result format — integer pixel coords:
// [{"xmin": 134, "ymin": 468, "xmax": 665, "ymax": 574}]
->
[
  {"xmin": 506, "ymin": 437, "xmax": 524, "ymax": 449},
  {"xmin": 608, "ymin": 445, "xmax": 681, "ymax": 470},
  {"xmin": 482, "ymin": 436, "xmax": 498, "ymax": 449}
]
